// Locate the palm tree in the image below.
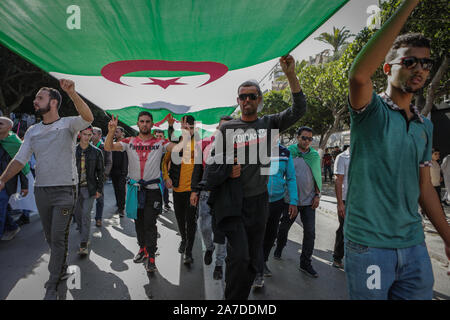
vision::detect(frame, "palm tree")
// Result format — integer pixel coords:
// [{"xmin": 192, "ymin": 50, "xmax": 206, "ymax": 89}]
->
[{"xmin": 314, "ymin": 26, "xmax": 353, "ymax": 56}]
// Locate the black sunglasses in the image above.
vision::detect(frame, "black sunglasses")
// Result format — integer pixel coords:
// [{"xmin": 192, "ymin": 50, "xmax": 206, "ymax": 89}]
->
[
  {"xmin": 300, "ymin": 136, "xmax": 313, "ymax": 141},
  {"xmin": 391, "ymin": 56, "xmax": 434, "ymax": 71},
  {"xmin": 238, "ymin": 93, "xmax": 259, "ymax": 101}
]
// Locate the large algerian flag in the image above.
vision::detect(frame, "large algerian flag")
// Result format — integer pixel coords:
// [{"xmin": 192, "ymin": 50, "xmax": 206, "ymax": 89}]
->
[{"xmin": 0, "ymin": 0, "xmax": 348, "ymax": 137}]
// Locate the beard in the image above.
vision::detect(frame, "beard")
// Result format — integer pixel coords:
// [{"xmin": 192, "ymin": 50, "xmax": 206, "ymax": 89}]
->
[
  {"xmin": 139, "ymin": 127, "xmax": 150, "ymax": 135},
  {"xmin": 35, "ymin": 102, "xmax": 51, "ymax": 115},
  {"xmin": 400, "ymin": 83, "xmax": 419, "ymax": 94},
  {"xmin": 241, "ymin": 104, "xmax": 257, "ymax": 116}
]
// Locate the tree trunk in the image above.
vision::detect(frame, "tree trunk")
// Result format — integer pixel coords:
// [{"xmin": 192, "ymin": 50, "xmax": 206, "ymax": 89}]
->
[
  {"xmin": 319, "ymin": 106, "xmax": 347, "ymax": 150},
  {"xmin": 414, "ymin": 88, "xmax": 426, "ymax": 111},
  {"xmin": 422, "ymin": 55, "xmax": 448, "ymax": 116}
]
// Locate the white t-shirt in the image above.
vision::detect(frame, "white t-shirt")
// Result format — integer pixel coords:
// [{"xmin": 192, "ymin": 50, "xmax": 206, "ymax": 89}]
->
[
  {"xmin": 333, "ymin": 149, "xmax": 350, "ymax": 201},
  {"xmin": 120, "ymin": 136, "xmax": 169, "ymax": 189},
  {"xmin": 14, "ymin": 116, "xmax": 91, "ymax": 187}
]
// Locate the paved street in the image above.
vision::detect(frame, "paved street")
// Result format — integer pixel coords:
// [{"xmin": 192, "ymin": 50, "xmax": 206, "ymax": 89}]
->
[{"xmin": 0, "ymin": 181, "xmax": 449, "ymax": 300}]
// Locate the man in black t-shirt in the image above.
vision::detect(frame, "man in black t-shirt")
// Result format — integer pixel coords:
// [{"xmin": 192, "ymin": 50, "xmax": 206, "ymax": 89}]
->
[{"xmin": 212, "ymin": 55, "xmax": 307, "ymax": 300}]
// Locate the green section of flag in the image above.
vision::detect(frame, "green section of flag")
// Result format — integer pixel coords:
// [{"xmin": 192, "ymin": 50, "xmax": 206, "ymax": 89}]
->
[
  {"xmin": 106, "ymin": 105, "xmax": 237, "ymax": 127},
  {"xmin": 0, "ymin": 0, "xmax": 349, "ymax": 76}
]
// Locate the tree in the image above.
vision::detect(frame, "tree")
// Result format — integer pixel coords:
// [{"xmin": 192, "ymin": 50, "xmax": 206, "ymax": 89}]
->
[
  {"xmin": 0, "ymin": 44, "xmax": 53, "ymax": 116},
  {"xmin": 314, "ymin": 26, "xmax": 354, "ymax": 59},
  {"xmin": 379, "ymin": 0, "xmax": 449, "ymax": 116},
  {"xmin": 0, "ymin": 44, "xmax": 136, "ymax": 137}
]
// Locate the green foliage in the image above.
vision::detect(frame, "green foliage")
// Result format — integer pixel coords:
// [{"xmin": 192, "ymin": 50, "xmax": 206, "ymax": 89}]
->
[{"xmin": 314, "ymin": 26, "xmax": 354, "ymax": 56}]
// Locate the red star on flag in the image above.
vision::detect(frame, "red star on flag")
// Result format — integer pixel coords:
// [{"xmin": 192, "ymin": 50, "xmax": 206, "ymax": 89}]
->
[{"xmin": 143, "ymin": 77, "xmax": 186, "ymax": 89}]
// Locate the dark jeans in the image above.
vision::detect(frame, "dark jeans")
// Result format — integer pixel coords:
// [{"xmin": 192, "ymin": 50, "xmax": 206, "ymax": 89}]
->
[
  {"xmin": 173, "ymin": 191, "xmax": 197, "ymax": 254},
  {"xmin": 277, "ymin": 205, "xmax": 316, "ymax": 266},
  {"xmin": 163, "ymin": 185, "xmax": 169, "ymax": 205},
  {"xmin": 135, "ymin": 189, "xmax": 162, "ymax": 256},
  {"xmin": 323, "ymin": 165, "xmax": 333, "ymax": 182},
  {"xmin": 221, "ymin": 192, "xmax": 269, "ymax": 300},
  {"xmin": 95, "ymin": 194, "xmax": 104, "ymax": 221},
  {"xmin": 258, "ymin": 199, "xmax": 286, "ymax": 274},
  {"xmin": 333, "ymin": 201, "xmax": 345, "ymax": 263},
  {"xmin": 111, "ymin": 173, "xmax": 126, "ymax": 211}
]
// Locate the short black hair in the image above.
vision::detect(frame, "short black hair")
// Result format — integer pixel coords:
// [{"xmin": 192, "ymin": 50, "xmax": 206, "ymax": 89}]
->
[
  {"xmin": 385, "ymin": 33, "xmax": 431, "ymax": 63},
  {"xmin": 237, "ymin": 80, "xmax": 262, "ymax": 96},
  {"xmin": 182, "ymin": 115, "xmax": 195, "ymax": 125},
  {"xmin": 220, "ymin": 115, "xmax": 234, "ymax": 121},
  {"xmin": 297, "ymin": 126, "xmax": 313, "ymax": 136},
  {"xmin": 39, "ymin": 87, "xmax": 62, "ymax": 109},
  {"xmin": 343, "ymin": 145, "xmax": 350, "ymax": 151},
  {"xmin": 138, "ymin": 111, "xmax": 153, "ymax": 121},
  {"xmin": 432, "ymin": 148, "xmax": 440, "ymax": 153}
]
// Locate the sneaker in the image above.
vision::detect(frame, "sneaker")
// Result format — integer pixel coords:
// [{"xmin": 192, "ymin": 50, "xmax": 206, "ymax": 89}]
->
[
  {"xmin": 1, "ymin": 227, "xmax": 20, "ymax": 241},
  {"xmin": 204, "ymin": 249, "xmax": 214, "ymax": 266},
  {"xmin": 43, "ymin": 287, "xmax": 58, "ymax": 300},
  {"xmin": 252, "ymin": 274, "xmax": 264, "ymax": 288},
  {"xmin": 332, "ymin": 260, "xmax": 344, "ymax": 269},
  {"xmin": 273, "ymin": 247, "xmax": 282, "ymax": 260},
  {"xmin": 263, "ymin": 263, "xmax": 272, "ymax": 277},
  {"xmin": 213, "ymin": 265, "xmax": 223, "ymax": 280},
  {"xmin": 133, "ymin": 248, "xmax": 146, "ymax": 263},
  {"xmin": 178, "ymin": 241, "xmax": 186, "ymax": 254},
  {"xmin": 183, "ymin": 253, "xmax": 193, "ymax": 265},
  {"xmin": 60, "ymin": 265, "xmax": 74, "ymax": 281},
  {"xmin": 78, "ymin": 242, "xmax": 88, "ymax": 256},
  {"xmin": 144, "ymin": 256, "xmax": 157, "ymax": 273},
  {"xmin": 299, "ymin": 264, "xmax": 318, "ymax": 278},
  {"xmin": 95, "ymin": 220, "xmax": 102, "ymax": 227}
]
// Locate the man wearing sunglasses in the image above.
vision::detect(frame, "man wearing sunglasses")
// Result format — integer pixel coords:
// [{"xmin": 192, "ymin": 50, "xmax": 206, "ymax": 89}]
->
[
  {"xmin": 346, "ymin": 0, "xmax": 450, "ymax": 299},
  {"xmin": 275, "ymin": 126, "xmax": 322, "ymax": 278},
  {"xmin": 212, "ymin": 54, "xmax": 306, "ymax": 299}
]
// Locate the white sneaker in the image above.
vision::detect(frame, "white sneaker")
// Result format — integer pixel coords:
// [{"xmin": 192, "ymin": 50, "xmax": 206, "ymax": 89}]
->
[{"xmin": 1, "ymin": 227, "xmax": 21, "ymax": 241}]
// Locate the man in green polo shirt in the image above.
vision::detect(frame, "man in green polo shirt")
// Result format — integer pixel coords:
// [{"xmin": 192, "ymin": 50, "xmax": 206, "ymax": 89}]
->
[{"xmin": 346, "ymin": 0, "xmax": 450, "ymax": 300}]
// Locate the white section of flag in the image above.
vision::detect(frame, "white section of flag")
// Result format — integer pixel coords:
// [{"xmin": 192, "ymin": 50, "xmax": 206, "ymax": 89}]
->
[{"xmin": 49, "ymin": 58, "xmax": 276, "ymax": 111}]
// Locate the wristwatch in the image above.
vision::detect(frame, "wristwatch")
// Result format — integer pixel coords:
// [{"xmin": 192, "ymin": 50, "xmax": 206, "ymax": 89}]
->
[{"xmin": 315, "ymin": 193, "xmax": 321, "ymax": 198}]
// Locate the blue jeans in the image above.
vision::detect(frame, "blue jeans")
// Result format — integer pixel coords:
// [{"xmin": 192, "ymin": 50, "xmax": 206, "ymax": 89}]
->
[
  {"xmin": 95, "ymin": 194, "xmax": 104, "ymax": 221},
  {"xmin": 0, "ymin": 190, "xmax": 18, "ymax": 238},
  {"xmin": 344, "ymin": 239, "xmax": 434, "ymax": 300}
]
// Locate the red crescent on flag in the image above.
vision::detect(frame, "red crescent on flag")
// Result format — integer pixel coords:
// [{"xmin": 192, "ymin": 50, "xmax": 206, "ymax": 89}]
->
[{"xmin": 101, "ymin": 60, "xmax": 228, "ymax": 87}]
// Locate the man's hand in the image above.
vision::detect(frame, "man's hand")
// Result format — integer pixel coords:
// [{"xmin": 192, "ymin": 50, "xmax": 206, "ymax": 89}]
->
[
  {"xmin": 288, "ymin": 205, "xmax": 298, "ymax": 220},
  {"xmin": 95, "ymin": 192, "xmax": 102, "ymax": 199},
  {"xmin": 337, "ymin": 202, "xmax": 346, "ymax": 219},
  {"xmin": 0, "ymin": 180, "xmax": 6, "ymax": 192},
  {"xmin": 59, "ymin": 79, "xmax": 76, "ymax": 95},
  {"xmin": 445, "ymin": 244, "xmax": 450, "ymax": 261},
  {"xmin": 167, "ymin": 113, "xmax": 175, "ymax": 126},
  {"xmin": 230, "ymin": 163, "xmax": 241, "ymax": 178},
  {"xmin": 280, "ymin": 55, "xmax": 296, "ymax": 75},
  {"xmin": 311, "ymin": 195, "xmax": 320, "ymax": 210},
  {"xmin": 20, "ymin": 189, "xmax": 28, "ymax": 197},
  {"xmin": 190, "ymin": 192, "xmax": 199, "ymax": 207},
  {"xmin": 165, "ymin": 178, "xmax": 173, "ymax": 189},
  {"xmin": 108, "ymin": 115, "xmax": 118, "ymax": 133}
]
